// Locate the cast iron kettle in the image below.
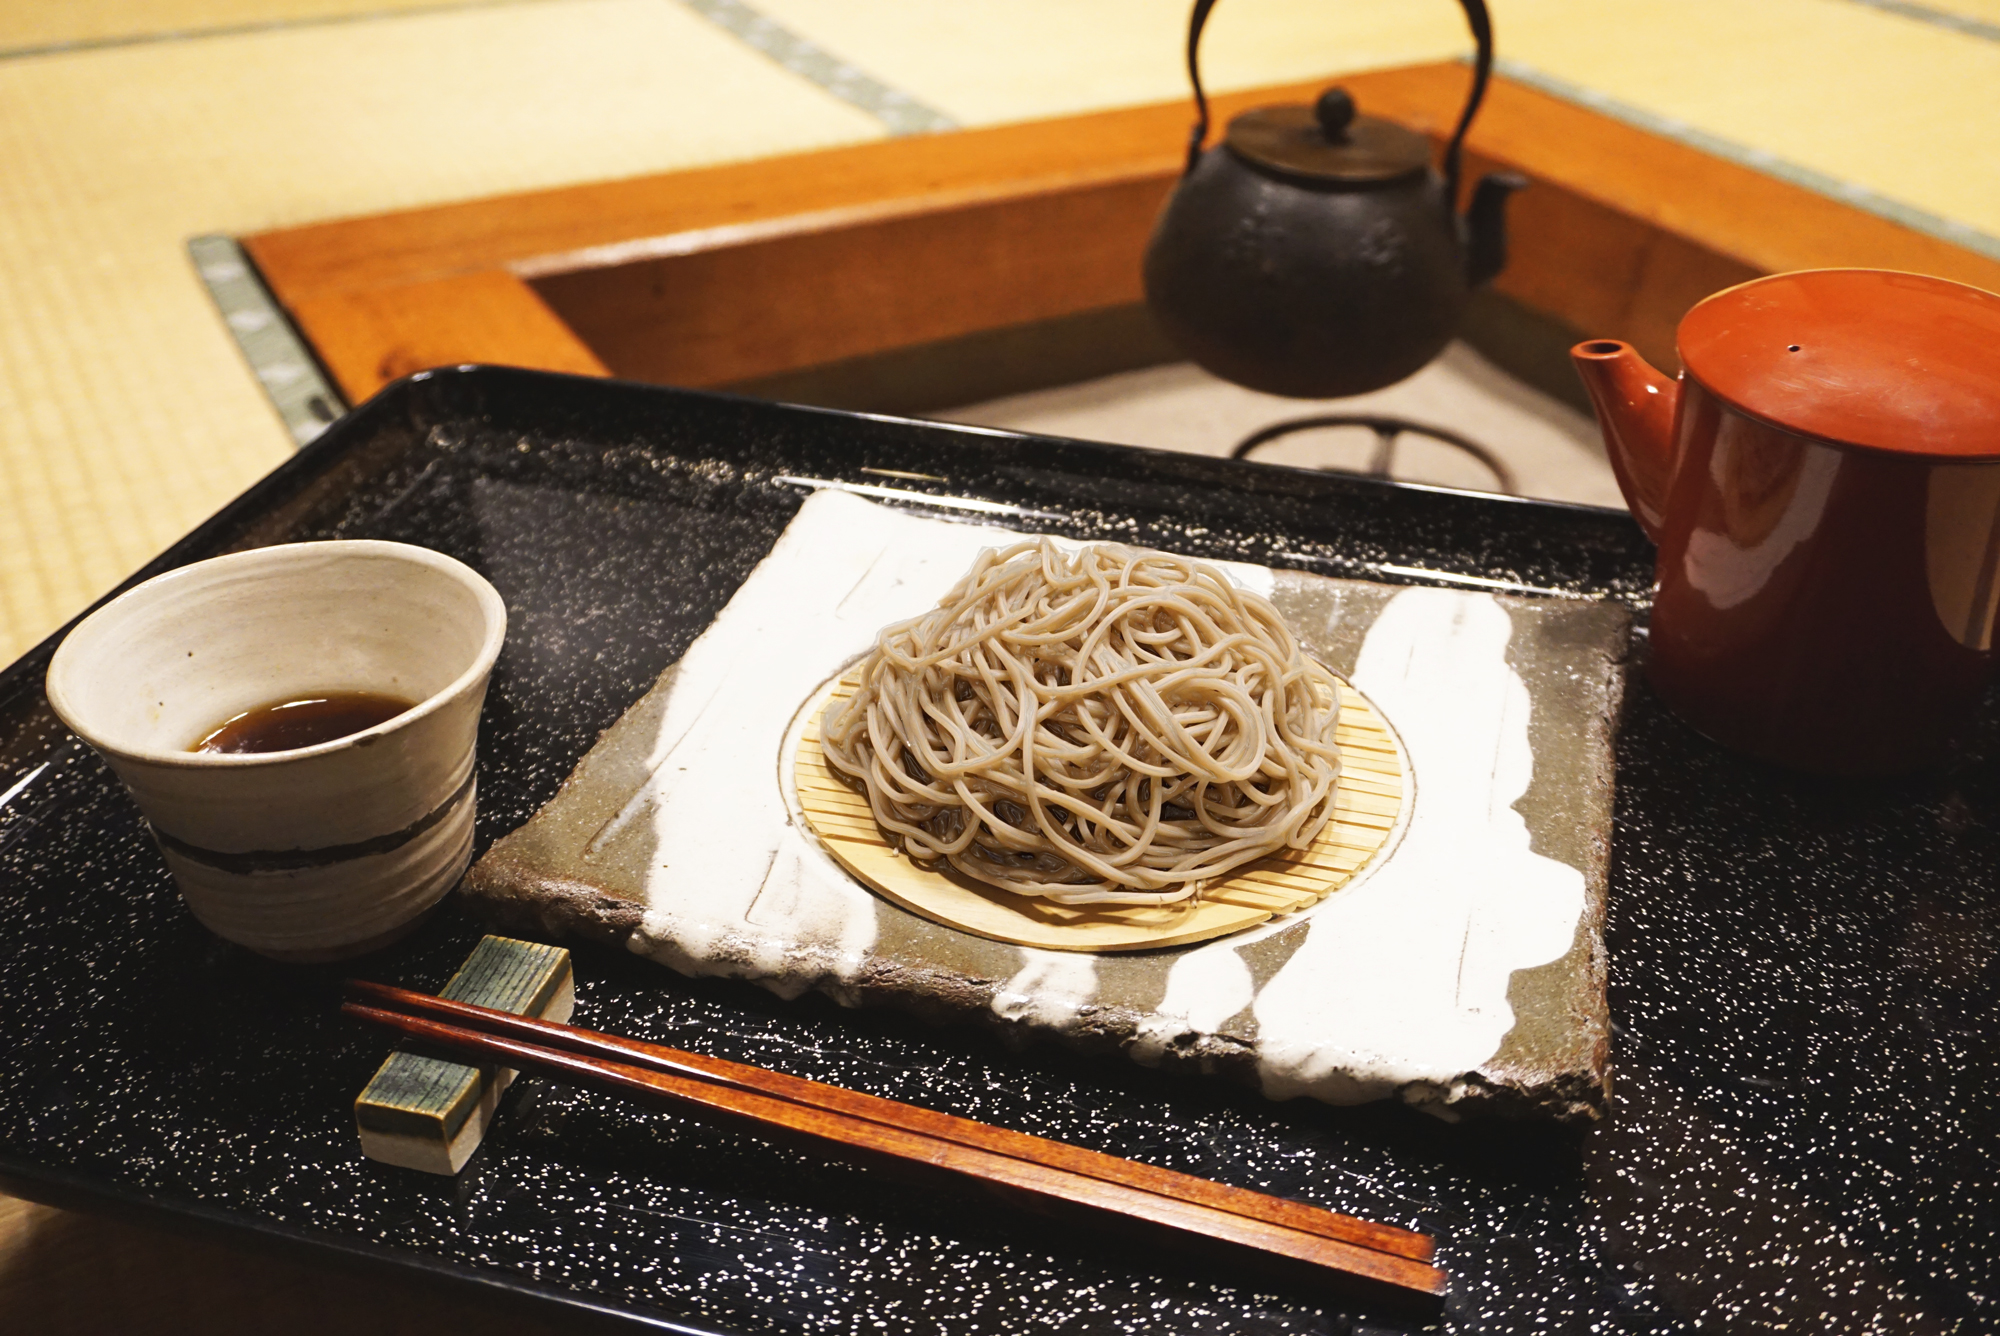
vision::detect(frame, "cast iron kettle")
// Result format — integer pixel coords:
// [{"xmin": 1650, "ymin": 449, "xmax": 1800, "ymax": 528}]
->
[{"xmin": 1144, "ymin": 0, "xmax": 1521, "ymax": 399}]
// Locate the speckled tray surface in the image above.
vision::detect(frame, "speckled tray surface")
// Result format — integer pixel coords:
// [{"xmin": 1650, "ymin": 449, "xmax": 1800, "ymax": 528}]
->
[{"xmin": 1, "ymin": 368, "xmax": 1994, "ymax": 1334}]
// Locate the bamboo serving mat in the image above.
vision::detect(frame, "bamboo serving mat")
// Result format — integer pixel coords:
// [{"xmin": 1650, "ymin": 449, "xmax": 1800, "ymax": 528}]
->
[{"xmin": 793, "ymin": 670, "xmax": 1408, "ymax": 953}]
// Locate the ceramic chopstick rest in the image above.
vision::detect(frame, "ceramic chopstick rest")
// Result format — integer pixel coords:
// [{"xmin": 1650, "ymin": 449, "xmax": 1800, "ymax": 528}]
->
[{"xmin": 354, "ymin": 935, "xmax": 574, "ymax": 1175}]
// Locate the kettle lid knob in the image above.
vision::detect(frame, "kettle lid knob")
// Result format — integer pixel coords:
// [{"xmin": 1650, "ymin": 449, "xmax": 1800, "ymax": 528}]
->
[
  {"xmin": 1224, "ymin": 88, "xmax": 1431, "ymax": 185},
  {"xmin": 1314, "ymin": 87, "xmax": 1356, "ymax": 141}
]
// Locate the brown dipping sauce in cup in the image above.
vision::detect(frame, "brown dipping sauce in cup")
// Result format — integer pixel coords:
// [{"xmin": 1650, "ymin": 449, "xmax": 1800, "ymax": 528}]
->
[{"xmin": 193, "ymin": 692, "xmax": 416, "ymax": 755}]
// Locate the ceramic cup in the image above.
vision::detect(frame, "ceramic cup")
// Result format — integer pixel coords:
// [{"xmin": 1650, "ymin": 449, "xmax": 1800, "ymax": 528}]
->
[{"xmin": 46, "ymin": 540, "xmax": 507, "ymax": 961}]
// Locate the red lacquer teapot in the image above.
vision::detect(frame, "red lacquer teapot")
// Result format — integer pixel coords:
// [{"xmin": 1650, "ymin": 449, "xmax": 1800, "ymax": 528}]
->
[{"xmin": 1572, "ymin": 269, "xmax": 2000, "ymax": 774}]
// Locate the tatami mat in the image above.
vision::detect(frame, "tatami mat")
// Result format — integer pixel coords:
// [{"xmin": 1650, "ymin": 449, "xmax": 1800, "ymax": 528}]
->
[
  {"xmin": 1502, "ymin": 0, "xmax": 2000, "ymax": 237},
  {"xmin": 0, "ymin": 0, "xmax": 880, "ymax": 659},
  {"xmin": 744, "ymin": 0, "xmax": 1467, "ymax": 127},
  {"xmin": 0, "ymin": 0, "xmax": 565, "ymax": 54},
  {"xmin": 2, "ymin": 0, "xmax": 1999, "ymax": 664},
  {"xmin": 757, "ymin": 0, "xmax": 2000, "ymax": 237}
]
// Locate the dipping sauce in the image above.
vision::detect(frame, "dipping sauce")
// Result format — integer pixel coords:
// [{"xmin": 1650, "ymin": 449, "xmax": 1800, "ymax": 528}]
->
[{"xmin": 193, "ymin": 692, "xmax": 416, "ymax": 755}]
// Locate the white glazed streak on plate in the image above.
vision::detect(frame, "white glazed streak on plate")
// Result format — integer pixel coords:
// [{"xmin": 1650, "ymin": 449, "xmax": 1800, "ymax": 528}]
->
[
  {"xmin": 818, "ymin": 538, "xmax": 1343, "ymax": 905},
  {"xmin": 1253, "ymin": 586, "xmax": 1587, "ymax": 1107}
]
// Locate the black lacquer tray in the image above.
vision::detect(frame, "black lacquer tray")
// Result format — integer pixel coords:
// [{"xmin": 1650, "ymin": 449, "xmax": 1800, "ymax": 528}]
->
[{"xmin": 2, "ymin": 367, "xmax": 1993, "ymax": 1334}]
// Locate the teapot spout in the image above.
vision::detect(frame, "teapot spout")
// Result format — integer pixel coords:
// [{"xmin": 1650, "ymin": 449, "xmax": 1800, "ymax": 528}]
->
[
  {"xmin": 1464, "ymin": 172, "xmax": 1525, "ymax": 287},
  {"xmin": 1570, "ymin": 339, "xmax": 1679, "ymax": 540}
]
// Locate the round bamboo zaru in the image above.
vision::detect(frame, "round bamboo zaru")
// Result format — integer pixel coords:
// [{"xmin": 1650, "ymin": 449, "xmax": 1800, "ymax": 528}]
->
[{"xmin": 793, "ymin": 668, "xmax": 1408, "ymax": 952}]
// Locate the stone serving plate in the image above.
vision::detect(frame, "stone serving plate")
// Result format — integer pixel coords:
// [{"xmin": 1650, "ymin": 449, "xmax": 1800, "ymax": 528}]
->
[
  {"xmin": 465, "ymin": 490, "xmax": 1631, "ymax": 1123},
  {"xmin": 2, "ymin": 368, "xmax": 1992, "ymax": 1335}
]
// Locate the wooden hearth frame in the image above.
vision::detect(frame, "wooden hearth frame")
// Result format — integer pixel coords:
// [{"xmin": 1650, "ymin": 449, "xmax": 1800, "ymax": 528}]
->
[{"xmin": 242, "ymin": 62, "xmax": 2000, "ymax": 412}]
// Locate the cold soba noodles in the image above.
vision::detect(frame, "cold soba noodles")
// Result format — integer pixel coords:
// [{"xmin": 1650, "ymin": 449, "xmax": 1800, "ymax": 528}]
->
[{"xmin": 819, "ymin": 540, "xmax": 1342, "ymax": 906}]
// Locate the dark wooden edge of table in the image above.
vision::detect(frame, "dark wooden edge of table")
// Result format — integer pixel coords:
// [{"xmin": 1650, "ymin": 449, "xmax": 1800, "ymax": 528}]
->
[{"xmin": 0, "ymin": 1152, "xmax": 735, "ymax": 1335}]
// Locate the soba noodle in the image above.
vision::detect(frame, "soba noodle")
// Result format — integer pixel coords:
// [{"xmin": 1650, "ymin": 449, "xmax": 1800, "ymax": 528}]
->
[{"xmin": 818, "ymin": 540, "xmax": 1341, "ymax": 905}]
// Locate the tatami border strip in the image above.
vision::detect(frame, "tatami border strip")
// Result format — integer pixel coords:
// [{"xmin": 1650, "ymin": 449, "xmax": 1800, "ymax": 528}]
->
[
  {"xmin": 1839, "ymin": 0, "xmax": 2000, "ymax": 43},
  {"xmin": 189, "ymin": 235, "xmax": 347, "ymax": 449},
  {"xmin": 675, "ymin": 0, "xmax": 957, "ymax": 136}
]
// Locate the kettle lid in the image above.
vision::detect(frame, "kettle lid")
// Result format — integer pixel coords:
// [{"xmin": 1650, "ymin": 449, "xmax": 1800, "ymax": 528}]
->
[
  {"xmin": 1225, "ymin": 87, "xmax": 1431, "ymax": 185},
  {"xmin": 1680, "ymin": 269, "xmax": 2000, "ymax": 459}
]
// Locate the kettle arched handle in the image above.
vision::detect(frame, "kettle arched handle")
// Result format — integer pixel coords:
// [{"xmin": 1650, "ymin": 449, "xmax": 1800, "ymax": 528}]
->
[
  {"xmin": 1181, "ymin": 0, "xmax": 1496, "ymax": 210},
  {"xmin": 1181, "ymin": 0, "xmax": 1222, "ymax": 175}
]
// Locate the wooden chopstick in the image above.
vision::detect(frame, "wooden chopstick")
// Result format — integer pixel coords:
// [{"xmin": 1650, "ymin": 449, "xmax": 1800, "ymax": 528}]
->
[
  {"xmin": 342, "ymin": 988, "xmax": 1446, "ymax": 1306},
  {"xmin": 346, "ymin": 979, "xmax": 1433, "ymax": 1265}
]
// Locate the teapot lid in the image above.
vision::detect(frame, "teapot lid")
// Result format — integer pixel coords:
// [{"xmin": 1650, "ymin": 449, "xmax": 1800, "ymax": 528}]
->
[
  {"xmin": 1680, "ymin": 269, "xmax": 2000, "ymax": 459},
  {"xmin": 1225, "ymin": 87, "xmax": 1431, "ymax": 185}
]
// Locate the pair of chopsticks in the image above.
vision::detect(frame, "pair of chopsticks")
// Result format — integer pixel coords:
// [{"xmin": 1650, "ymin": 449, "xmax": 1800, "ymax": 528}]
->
[{"xmin": 343, "ymin": 981, "xmax": 1445, "ymax": 1308}]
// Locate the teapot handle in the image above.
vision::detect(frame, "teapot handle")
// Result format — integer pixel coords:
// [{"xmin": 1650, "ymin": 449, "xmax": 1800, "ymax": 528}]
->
[{"xmin": 1181, "ymin": 0, "xmax": 1496, "ymax": 210}]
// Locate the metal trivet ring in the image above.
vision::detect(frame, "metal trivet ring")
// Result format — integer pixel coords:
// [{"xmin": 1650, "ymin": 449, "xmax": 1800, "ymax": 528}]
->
[{"xmin": 1231, "ymin": 413, "xmax": 1517, "ymax": 494}]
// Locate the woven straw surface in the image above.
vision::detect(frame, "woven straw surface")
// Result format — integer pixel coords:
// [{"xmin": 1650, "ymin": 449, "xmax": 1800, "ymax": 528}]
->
[
  {"xmin": 1, "ymin": 0, "xmax": 1997, "ymax": 660},
  {"xmin": 0, "ymin": 0, "xmax": 881, "ymax": 658}
]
